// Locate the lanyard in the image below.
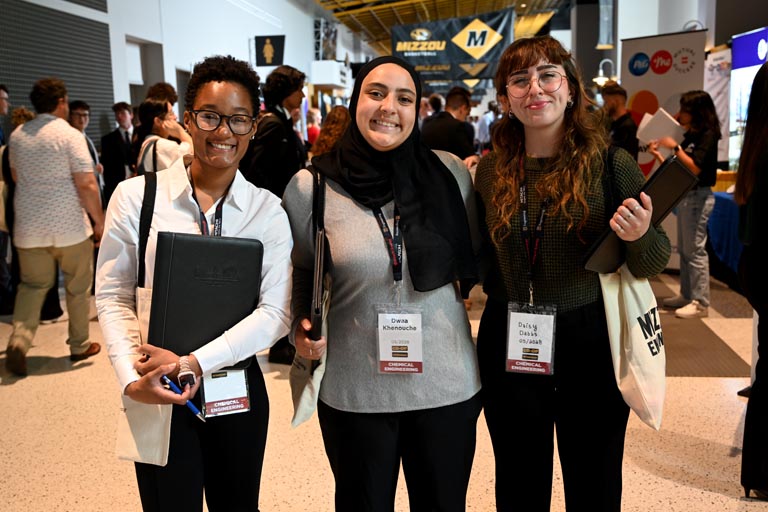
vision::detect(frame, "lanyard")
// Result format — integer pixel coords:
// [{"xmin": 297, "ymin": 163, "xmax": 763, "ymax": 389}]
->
[
  {"xmin": 373, "ymin": 205, "xmax": 402, "ymax": 283},
  {"xmin": 519, "ymin": 176, "xmax": 549, "ymax": 305},
  {"xmin": 188, "ymin": 172, "xmax": 231, "ymax": 237}
]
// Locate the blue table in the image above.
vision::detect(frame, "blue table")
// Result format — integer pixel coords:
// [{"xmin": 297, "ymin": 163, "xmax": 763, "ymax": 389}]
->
[{"xmin": 708, "ymin": 191, "xmax": 742, "ymax": 273}]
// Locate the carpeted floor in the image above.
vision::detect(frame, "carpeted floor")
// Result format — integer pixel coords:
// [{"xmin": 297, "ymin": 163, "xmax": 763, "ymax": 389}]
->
[{"xmin": 651, "ymin": 277, "xmax": 751, "ymax": 378}]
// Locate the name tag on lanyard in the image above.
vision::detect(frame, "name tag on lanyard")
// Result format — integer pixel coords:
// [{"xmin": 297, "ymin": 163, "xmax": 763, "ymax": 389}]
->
[
  {"xmin": 372, "ymin": 206, "xmax": 424, "ymax": 374},
  {"xmin": 506, "ymin": 179, "xmax": 557, "ymax": 375}
]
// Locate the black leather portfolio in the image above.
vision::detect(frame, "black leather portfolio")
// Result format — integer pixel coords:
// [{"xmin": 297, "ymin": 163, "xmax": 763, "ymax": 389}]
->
[
  {"xmin": 147, "ymin": 232, "xmax": 264, "ymax": 362},
  {"xmin": 584, "ymin": 156, "xmax": 698, "ymax": 273}
]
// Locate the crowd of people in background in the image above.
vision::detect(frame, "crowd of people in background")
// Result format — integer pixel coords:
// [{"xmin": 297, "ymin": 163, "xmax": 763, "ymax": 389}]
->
[{"xmin": 0, "ymin": 38, "xmax": 765, "ymax": 511}]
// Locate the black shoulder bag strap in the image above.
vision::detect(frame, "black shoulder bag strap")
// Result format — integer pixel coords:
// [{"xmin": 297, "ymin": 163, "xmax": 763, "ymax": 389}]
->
[
  {"xmin": 137, "ymin": 172, "xmax": 157, "ymax": 288},
  {"xmin": 309, "ymin": 165, "xmax": 327, "ymax": 341},
  {"xmin": 137, "ymin": 138, "xmax": 159, "ymax": 175}
]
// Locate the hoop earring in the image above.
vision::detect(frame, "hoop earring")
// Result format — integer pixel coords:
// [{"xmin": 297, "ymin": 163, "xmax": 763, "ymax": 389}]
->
[{"xmin": 566, "ymin": 98, "xmax": 574, "ymax": 109}]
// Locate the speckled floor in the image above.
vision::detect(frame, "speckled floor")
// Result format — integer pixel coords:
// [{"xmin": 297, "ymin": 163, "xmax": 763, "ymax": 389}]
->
[{"xmin": 1, "ymin": 274, "xmax": 765, "ymax": 511}]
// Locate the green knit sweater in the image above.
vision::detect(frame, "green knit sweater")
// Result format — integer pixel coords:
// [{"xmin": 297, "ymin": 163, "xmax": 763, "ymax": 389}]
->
[{"xmin": 475, "ymin": 148, "xmax": 671, "ymax": 312}]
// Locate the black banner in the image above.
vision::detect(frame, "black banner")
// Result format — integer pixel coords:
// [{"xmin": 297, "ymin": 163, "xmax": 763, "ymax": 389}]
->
[
  {"xmin": 392, "ymin": 9, "xmax": 515, "ymax": 83},
  {"xmin": 255, "ymin": 35, "xmax": 285, "ymax": 67}
]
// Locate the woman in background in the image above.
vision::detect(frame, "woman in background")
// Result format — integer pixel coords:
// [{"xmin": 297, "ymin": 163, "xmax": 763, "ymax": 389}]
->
[
  {"xmin": 649, "ymin": 90, "xmax": 720, "ymax": 319},
  {"xmin": 133, "ymin": 97, "xmax": 192, "ymax": 173},
  {"xmin": 309, "ymin": 105, "xmax": 350, "ymax": 158},
  {"xmin": 735, "ymin": 61, "xmax": 768, "ymax": 501}
]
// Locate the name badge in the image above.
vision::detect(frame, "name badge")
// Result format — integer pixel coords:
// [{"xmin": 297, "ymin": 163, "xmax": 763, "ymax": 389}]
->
[
  {"xmin": 201, "ymin": 368, "xmax": 250, "ymax": 418},
  {"xmin": 376, "ymin": 304, "xmax": 424, "ymax": 374},
  {"xmin": 506, "ymin": 302, "xmax": 557, "ymax": 375}
]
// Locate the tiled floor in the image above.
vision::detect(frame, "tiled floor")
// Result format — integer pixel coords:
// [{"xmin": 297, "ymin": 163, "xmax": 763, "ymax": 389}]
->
[{"xmin": 1, "ymin": 274, "xmax": 766, "ymax": 511}]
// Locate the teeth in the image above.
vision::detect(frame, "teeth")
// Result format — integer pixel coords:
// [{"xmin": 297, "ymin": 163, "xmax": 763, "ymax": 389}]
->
[
  {"xmin": 211, "ymin": 143, "xmax": 233, "ymax": 150},
  {"xmin": 375, "ymin": 119, "xmax": 397, "ymax": 128}
]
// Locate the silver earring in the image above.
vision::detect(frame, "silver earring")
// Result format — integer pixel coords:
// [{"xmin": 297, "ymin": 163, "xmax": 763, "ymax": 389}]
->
[
  {"xmin": 566, "ymin": 98, "xmax": 574, "ymax": 108},
  {"xmin": 508, "ymin": 110, "xmax": 515, "ymax": 120}
]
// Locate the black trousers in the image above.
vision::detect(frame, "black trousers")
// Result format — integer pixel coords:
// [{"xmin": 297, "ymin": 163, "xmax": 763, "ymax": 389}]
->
[
  {"xmin": 478, "ymin": 298, "xmax": 630, "ymax": 512},
  {"xmin": 739, "ymin": 244, "xmax": 768, "ymax": 491},
  {"xmin": 135, "ymin": 363, "xmax": 269, "ymax": 512},
  {"xmin": 318, "ymin": 394, "xmax": 482, "ymax": 512}
]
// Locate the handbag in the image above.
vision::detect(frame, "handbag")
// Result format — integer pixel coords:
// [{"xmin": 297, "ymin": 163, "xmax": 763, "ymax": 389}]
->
[
  {"xmin": 600, "ymin": 264, "xmax": 665, "ymax": 430},
  {"xmin": 289, "ymin": 168, "xmax": 330, "ymax": 428},
  {"xmin": 596, "ymin": 146, "xmax": 666, "ymax": 430}
]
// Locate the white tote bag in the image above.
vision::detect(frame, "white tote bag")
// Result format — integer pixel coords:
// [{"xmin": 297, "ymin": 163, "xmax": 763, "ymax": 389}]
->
[{"xmin": 599, "ymin": 264, "xmax": 666, "ymax": 430}]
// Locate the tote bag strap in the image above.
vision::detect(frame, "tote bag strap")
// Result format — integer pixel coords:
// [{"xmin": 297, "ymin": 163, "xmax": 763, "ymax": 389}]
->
[{"xmin": 137, "ymin": 172, "xmax": 157, "ymax": 288}]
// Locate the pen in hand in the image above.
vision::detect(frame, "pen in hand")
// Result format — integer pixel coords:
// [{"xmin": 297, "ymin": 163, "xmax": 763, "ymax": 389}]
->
[{"xmin": 161, "ymin": 375, "xmax": 206, "ymax": 423}]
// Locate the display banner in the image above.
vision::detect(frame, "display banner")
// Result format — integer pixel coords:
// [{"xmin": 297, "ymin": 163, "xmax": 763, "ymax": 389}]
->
[
  {"xmin": 704, "ymin": 47, "xmax": 731, "ymax": 164},
  {"xmin": 255, "ymin": 35, "xmax": 285, "ymax": 67},
  {"xmin": 620, "ymin": 29, "xmax": 707, "ymax": 175},
  {"xmin": 392, "ymin": 9, "xmax": 514, "ymax": 82},
  {"xmin": 729, "ymin": 27, "xmax": 768, "ymax": 168}
]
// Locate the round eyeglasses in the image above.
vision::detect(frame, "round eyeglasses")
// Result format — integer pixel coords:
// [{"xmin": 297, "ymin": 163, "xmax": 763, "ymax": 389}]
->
[
  {"xmin": 506, "ymin": 71, "xmax": 566, "ymax": 98},
  {"xmin": 189, "ymin": 110, "xmax": 256, "ymax": 135}
]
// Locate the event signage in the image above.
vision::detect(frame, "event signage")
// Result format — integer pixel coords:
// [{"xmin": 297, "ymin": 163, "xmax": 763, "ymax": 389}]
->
[
  {"xmin": 391, "ymin": 9, "xmax": 514, "ymax": 84},
  {"xmin": 621, "ymin": 29, "xmax": 707, "ymax": 176}
]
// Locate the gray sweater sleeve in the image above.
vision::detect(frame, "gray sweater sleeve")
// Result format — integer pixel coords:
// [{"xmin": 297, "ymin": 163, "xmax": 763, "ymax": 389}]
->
[{"xmin": 282, "ymin": 169, "xmax": 315, "ymax": 345}]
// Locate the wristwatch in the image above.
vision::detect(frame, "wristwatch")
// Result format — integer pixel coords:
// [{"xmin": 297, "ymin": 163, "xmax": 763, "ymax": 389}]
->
[{"xmin": 178, "ymin": 355, "xmax": 196, "ymax": 388}]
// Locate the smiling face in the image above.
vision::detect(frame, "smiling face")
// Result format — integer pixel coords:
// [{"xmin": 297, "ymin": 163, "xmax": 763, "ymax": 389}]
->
[
  {"xmin": 183, "ymin": 81, "xmax": 255, "ymax": 173},
  {"xmin": 355, "ymin": 63, "xmax": 417, "ymax": 152},
  {"xmin": 504, "ymin": 59, "xmax": 570, "ymax": 134}
]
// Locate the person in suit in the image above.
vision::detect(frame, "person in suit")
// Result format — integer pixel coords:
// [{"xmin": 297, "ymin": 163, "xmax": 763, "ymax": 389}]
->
[
  {"xmin": 101, "ymin": 102, "xmax": 134, "ymax": 205},
  {"xmin": 421, "ymin": 86, "xmax": 478, "ymax": 169}
]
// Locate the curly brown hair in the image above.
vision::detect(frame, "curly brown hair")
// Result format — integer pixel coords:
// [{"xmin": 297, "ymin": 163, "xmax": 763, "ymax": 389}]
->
[
  {"xmin": 489, "ymin": 36, "xmax": 607, "ymax": 244},
  {"xmin": 310, "ymin": 105, "xmax": 351, "ymax": 156}
]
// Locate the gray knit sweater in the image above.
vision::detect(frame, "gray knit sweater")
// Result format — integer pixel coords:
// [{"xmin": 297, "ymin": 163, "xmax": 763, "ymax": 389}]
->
[{"xmin": 283, "ymin": 151, "xmax": 482, "ymax": 413}]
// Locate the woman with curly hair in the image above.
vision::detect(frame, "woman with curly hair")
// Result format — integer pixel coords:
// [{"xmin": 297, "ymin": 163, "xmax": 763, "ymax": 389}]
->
[
  {"xmin": 309, "ymin": 105, "xmax": 351, "ymax": 157},
  {"xmin": 474, "ymin": 36, "xmax": 670, "ymax": 511},
  {"xmin": 96, "ymin": 55, "xmax": 291, "ymax": 511}
]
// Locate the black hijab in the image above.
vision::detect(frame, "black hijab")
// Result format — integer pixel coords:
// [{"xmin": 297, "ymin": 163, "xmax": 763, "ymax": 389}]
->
[{"xmin": 312, "ymin": 56, "xmax": 477, "ymax": 293}]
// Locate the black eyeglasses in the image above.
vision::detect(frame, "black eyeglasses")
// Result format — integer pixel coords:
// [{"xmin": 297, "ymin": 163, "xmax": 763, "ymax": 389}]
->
[
  {"xmin": 189, "ymin": 110, "xmax": 256, "ymax": 135},
  {"xmin": 506, "ymin": 70, "xmax": 566, "ymax": 98}
]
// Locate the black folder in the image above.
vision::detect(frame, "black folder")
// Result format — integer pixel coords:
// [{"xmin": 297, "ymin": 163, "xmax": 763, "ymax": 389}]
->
[
  {"xmin": 584, "ymin": 156, "xmax": 698, "ymax": 273},
  {"xmin": 147, "ymin": 232, "xmax": 263, "ymax": 366}
]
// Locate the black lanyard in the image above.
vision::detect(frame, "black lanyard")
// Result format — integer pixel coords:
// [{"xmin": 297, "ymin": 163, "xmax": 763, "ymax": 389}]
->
[
  {"xmin": 189, "ymin": 173, "xmax": 231, "ymax": 237},
  {"xmin": 519, "ymin": 177, "xmax": 549, "ymax": 304},
  {"xmin": 373, "ymin": 205, "xmax": 402, "ymax": 283}
]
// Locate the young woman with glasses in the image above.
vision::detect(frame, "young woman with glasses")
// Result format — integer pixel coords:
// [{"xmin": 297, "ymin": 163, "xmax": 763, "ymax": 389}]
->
[
  {"xmin": 474, "ymin": 36, "xmax": 670, "ymax": 511},
  {"xmin": 96, "ymin": 55, "xmax": 292, "ymax": 511}
]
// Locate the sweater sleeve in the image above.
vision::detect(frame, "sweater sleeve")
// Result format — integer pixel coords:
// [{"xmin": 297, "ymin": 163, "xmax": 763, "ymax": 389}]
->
[
  {"xmin": 282, "ymin": 169, "xmax": 315, "ymax": 345},
  {"xmin": 610, "ymin": 148, "xmax": 671, "ymax": 278}
]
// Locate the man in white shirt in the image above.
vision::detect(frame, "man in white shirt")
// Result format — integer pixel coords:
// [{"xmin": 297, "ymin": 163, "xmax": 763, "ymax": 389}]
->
[{"xmin": 5, "ymin": 78, "xmax": 104, "ymax": 376}]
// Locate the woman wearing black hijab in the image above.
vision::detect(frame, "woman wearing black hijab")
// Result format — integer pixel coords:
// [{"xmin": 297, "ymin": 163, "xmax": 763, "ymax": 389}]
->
[{"xmin": 283, "ymin": 56, "xmax": 482, "ymax": 510}]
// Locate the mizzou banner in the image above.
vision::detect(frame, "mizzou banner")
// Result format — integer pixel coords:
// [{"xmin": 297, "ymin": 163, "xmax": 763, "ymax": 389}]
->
[{"xmin": 392, "ymin": 9, "xmax": 514, "ymax": 82}]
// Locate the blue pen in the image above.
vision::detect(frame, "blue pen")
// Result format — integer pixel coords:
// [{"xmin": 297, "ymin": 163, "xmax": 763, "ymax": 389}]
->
[{"xmin": 162, "ymin": 375, "xmax": 206, "ymax": 423}]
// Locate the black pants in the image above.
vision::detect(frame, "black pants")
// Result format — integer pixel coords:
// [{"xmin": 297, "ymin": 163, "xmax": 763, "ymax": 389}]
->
[
  {"xmin": 135, "ymin": 363, "xmax": 269, "ymax": 512},
  {"xmin": 739, "ymin": 244, "xmax": 768, "ymax": 491},
  {"xmin": 318, "ymin": 394, "xmax": 482, "ymax": 512},
  {"xmin": 478, "ymin": 298, "xmax": 630, "ymax": 512}
]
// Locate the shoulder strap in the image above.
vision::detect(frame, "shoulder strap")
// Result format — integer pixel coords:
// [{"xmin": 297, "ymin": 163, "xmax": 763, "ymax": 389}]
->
[
  {"xmin": 310, "ymin": 165, "xmax": 325, "ymax": 234},
  {"xmin": 137, "ymin": 172, "xmax": 157, "ymax": 288},
  {"xmin": 137, "ymin": 138, "xmax": 159, "ymax": 175}
]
